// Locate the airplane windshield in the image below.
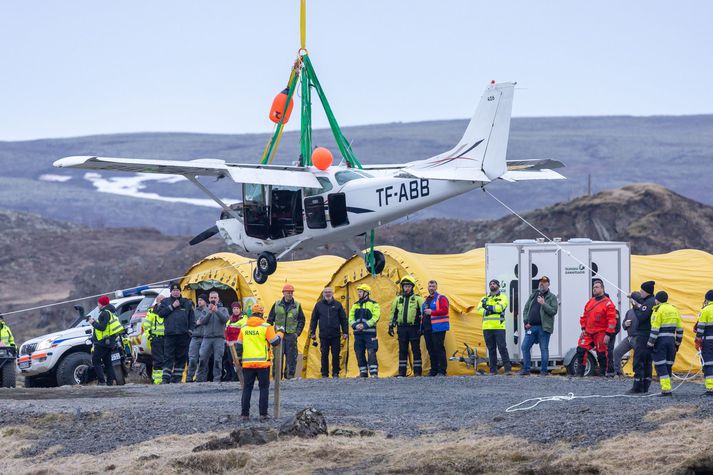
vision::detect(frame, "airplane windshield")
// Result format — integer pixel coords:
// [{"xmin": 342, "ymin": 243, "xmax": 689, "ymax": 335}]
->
[
  {"xmin": 335, "ymin": 170, "xmax": 369, "ymax": 185},
  {"xmin": 304, "ymin": 176, "xmax": 334, "ymax": 197}
]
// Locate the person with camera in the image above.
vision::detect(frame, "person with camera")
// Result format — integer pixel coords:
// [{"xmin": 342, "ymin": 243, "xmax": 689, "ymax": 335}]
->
[
  {"xmin": 236, "ymin": 303, "xmax": 284, "ymax": 421},
  {"xmin": 142, "ymin": 294, "xmax": 166, "ymax": 384},
  {"xmin": 309, "ymin": 287, "xmax": 348, "ymax": 378},
  {"xmin": 389, "ymin": 276, "xmax": 425, "ymax": 377},
  {"xmin": 520, "ymin": 276, "xmax": 558, "ymax": 376},
  {"xmin": 478, "ymin": 279, "xmax": 511, "ymax": 375},
  {"xmin": 157, "ymin": 282, "xmax": 195, "ymax": 384},
  {"xmin": 627, "ymin": 281, "xmax": 656, "ymax": 393},
  {"xmin": 186, "ymin": 294, "xmax": 208, "ymax": 382},
  {"xmin": 268, "ymin": 284, "xmax": 305, "ymax": 380},
  {"xmin": 89, "ymin": 295, "xmax": 123, "ymax": 386},
  {"xmin": 196, "ymin": 290, "xmax": 229, "ymax": 383}
]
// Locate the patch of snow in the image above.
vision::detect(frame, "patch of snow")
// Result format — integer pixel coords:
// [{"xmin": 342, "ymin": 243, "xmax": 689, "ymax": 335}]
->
[
  {"xmin": 83, "ymin": 172, "xmax": 238, "ymax": 208},
  {"xmin": 39, "ymin": 174, "xmax": 72, "ymax": 183}
]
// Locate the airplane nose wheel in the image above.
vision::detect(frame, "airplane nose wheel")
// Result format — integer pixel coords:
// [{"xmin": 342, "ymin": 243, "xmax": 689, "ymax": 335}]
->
[
  {"xmin": 365, "ymin": 250, "xmax": 386, "ymax": 275},
  {"xmin": 257, "ymin": 252, "xmax": 278, "ymax": 275}
]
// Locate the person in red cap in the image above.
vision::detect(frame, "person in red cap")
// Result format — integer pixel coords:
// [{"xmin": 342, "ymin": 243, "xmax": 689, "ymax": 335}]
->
[
  {"xmin": 267, "ymin": 283, "xmax": 305, "ymax": 379},
  {"xmin": 575, "ymin": 279, "xmax": 617, "ymax": 376},
  {"xmin": 88, "ymin": 295, "xmax": 123, "ymax": 385}
]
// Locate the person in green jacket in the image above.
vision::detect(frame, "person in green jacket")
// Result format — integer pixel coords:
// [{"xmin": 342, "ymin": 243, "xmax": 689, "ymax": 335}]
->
[{"xmin": 519, "ymin": 276, "xmax": 558, "ymax": 375}]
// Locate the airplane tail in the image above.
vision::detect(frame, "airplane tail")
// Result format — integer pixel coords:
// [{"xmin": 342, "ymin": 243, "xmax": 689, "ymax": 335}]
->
[{"xmin": 405, "ymin": 81, "xmax": 515, "ymax": 182}]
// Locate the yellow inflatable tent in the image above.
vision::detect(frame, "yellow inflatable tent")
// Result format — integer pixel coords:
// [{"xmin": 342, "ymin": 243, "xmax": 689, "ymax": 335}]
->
[
  {"xmin": 304, "ymin": 246, "xmax": 488, "ymax": 378},
  {"xmin": 179, "ymin": 252, "xmax": 344, "ymax": 324}
]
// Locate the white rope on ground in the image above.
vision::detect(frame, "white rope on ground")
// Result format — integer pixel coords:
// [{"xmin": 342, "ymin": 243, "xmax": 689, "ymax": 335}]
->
[
  {"xmin": 1, "ymin": 258, "xmax": 255, "ymax": 317},
  {"xmin": 505, "ymin": 352, "xmax": 702, "ymax": 413}
]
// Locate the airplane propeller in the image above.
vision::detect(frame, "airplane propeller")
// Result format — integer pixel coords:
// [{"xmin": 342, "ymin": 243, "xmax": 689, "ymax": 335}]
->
[{"xmin": 189, "ymin": 225, "xmax": 219, "ymax": 246}]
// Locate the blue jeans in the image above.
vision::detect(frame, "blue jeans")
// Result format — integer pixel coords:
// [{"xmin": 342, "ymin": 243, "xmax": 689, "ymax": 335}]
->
[{"xmin": 521, "ymin": 325, "xmax": 551, "ymax": 373}]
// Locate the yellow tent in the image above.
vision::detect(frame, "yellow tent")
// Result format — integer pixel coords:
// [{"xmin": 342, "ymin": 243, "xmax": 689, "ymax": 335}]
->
[
  {"xmin": 179, "ymin": 251, "xmax": 344, "ymax": 325},
  {"xmin": 305, "ymin": 246, "xmax": 487, "ymax": 378},
  {"xmin": 632, "ymin": 250, "xmax": 713, "ymax": 373}
]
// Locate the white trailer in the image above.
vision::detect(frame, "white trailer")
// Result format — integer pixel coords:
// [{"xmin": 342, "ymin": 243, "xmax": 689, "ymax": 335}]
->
[{"xmin": 485, "ymin": 238, "xmax": 630, "ymax": 374}]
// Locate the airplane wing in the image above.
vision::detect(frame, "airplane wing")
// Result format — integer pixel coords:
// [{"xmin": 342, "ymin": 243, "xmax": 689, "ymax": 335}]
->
[
  {"xmin": 499, "ymin": 169, "xmax": 566, "ymax": 182},
  {"xmin": 53, "ymin": 155, "xmax": 322, "ymax": 188}
]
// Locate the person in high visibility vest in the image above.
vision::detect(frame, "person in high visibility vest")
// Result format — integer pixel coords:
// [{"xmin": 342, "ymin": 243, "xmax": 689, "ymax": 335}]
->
[
  {"xmin": 696, "ymin": 290, "xmax": 713, "ymax": 396},
  {"xmin": 267, "ymin": 284, "xmax": 305, "ymax": 379},
  {"xmin": 142, "ymin": 294, "xmax": 165, "ymax": 384},
  {"xmin": 236, "ymin": 303, "xmax": 283, "ymax": 421},
  {"xmin": 224, "ymin": 302, "xmax": 248, "ymax": 381},
  {"xmin": 0, "ymin": 313, "xmax": 15, "ymax": 348},
  {"xmin": 478, "ymin": 279, "xmax": 512, "ymax": 375},
  {"xmin": 389, "ymin": 276, "xmax": 425, "ymax": 377},
  {"xmin": 422, "ymin": 280, "xmax": 450, "ymax": 376},
  {"xmin": 349, "ymin": 284, "xmax": 381, "ymax": 378},
  {"xmin": 89, "ymin": 295, "xmax": 124, "ymax": 386},
  {"xmin": 648, "ymin": 291, "xmax": 684, "ymax": 396}
]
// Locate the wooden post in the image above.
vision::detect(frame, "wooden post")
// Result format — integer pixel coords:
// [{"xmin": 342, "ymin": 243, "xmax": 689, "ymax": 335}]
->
[
  {"xmin": 273, "ymin": 340, "xmax": 283, "ymax": 418},
  {"xmin": 228, "ymin": 343, "xmax": 243, "ymax": 388}
]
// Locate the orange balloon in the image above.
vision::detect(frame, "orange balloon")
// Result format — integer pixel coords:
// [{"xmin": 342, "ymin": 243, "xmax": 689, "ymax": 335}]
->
[
  {"xmin": 269, "ymin": 88, "xmax": 294, "ymax": 124},
  {"xmin": 312, "ymin": 147, "xmax": 333, "ymax": 170}
]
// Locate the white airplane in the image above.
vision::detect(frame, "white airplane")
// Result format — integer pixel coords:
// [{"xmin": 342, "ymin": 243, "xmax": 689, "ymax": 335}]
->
[{"xmin": 54, "ymin": 81, "xmax": 564, "ymax": 283}]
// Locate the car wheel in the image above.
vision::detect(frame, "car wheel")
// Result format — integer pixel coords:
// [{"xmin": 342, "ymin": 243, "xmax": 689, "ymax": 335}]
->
[{"xmin": 56, "ymin": 352, "xmax": 93, "ymax": 386}]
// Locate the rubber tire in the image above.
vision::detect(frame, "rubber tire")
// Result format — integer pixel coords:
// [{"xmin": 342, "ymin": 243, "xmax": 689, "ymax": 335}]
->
[
  {"xmin": 257, "ymin": 252, "xmax": 278, "ymax": 275},
  {"xmin": 567, "ymin": 351, "xmax": 596, "ymax": 377},
  {"xmin": 253, "ymin": 268, "xmax": 268, "ymax": 285},
  {"xmin": 1, "ymin": 361, "xmax": 16, "ymax": 388},
  {"xmin": 113, "ymin": 362, "xmax": 126, "ymax": 386},
  {"xmin": 56, "ymin": 352, "xmax": 93, "ymax": 387},
  {"xmin": 366, "ymin": 250, "xmax": 386, "ymax": 275}
]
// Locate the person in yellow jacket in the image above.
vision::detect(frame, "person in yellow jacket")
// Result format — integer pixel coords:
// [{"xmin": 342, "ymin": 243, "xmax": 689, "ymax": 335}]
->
[
  {"xmin": 477, "ymin": 279, "xmax": 512, "ymax": 375},
  {"xmin": 647, "ymin": 291, "xmax": 684, "ymax": 396},
  {"xmin": 142, "ymin": 295, "xmax": 165, "ymax": 384},
  {"xmin": 0, "ymin": 313, "xmax": 15, "ymax": 348},
  {"xmin": 236, "ymin": 303, "xmax": 283, "ymax": 421},
  {"xmin": 90, "ymin": 296, "xmax": 124, "ymax": 386},
  {"xmin": 696, "ymin": 290, "xmax": 713, "ymax": 396},
  {"xmin": 389, "ymin": 276, "xmax": 425, "ymax": 377},
  {"xmin": 349, "ymin": 284, "xmax": 381, "ymax": 378}
]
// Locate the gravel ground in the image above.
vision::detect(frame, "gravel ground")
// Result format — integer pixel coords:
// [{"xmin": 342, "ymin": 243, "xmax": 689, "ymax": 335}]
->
[{"xmin": 0, "ymin": 375, "xmax": 710, "ymax": 459}]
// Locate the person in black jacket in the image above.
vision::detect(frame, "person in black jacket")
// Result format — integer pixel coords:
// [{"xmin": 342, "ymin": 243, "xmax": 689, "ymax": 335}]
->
[
  {"xmin": 628, "ymin": 281, "xmax": 656, "ymax": 394},
  {"xmin": 309, "ymin": 287, "xmax": 348, "ymax": 378},
  {"xmin": 157, "ymin": 282, "xmax": 195, "ymax": 383}
]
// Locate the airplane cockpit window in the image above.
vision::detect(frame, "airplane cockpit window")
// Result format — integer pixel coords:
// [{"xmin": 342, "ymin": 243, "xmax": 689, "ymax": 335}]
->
[
  {"xmin": 244, "ymin": 183, "xmax": 265, "ymax": 204},
  {"xmin": 335, "ymin": 170, "xmax": 367, "ymax": 185},
  {"xmin": 303, "ymin": 176, "xmax": 334, "ymax": 197}
]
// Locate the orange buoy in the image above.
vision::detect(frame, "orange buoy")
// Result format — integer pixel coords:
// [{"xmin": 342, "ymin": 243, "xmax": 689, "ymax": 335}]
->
[
  {"xmin": 269, "ymin": 88, "xmax": 294, "ymax": 124},
  {"xmin": 312, "ymin": 147, "xmax": 333, "ymax": 170}
]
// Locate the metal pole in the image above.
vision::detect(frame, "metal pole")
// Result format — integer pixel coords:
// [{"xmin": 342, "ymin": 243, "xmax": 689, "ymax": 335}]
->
[{"xmin": 273, "ymin": 340, "xmax": 283, "ymax": 418}]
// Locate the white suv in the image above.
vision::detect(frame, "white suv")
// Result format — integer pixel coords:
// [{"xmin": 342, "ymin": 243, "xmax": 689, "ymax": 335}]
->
[{"xmin": 17, "ymin": 294, "xmax": 142, "ymax": 387}]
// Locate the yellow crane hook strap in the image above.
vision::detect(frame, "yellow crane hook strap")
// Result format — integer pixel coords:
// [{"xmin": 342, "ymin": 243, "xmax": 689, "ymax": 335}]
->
[{"xmin": 300, "ymin": 0, "xmax": 306, "ymax": 50}]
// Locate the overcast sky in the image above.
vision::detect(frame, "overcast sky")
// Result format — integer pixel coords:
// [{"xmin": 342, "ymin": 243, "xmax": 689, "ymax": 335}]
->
[{"xmin": 1, "ymin": 1, "xmax": 711, "ymax": 141}]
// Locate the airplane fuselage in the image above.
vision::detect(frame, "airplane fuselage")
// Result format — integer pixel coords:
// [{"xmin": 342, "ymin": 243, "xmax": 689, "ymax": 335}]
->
[{"xmin": 216, "ymin": 166, "xmax": 481, "ymax": 255}]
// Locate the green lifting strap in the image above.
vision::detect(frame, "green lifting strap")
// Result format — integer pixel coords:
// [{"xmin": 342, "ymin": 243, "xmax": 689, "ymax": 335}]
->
[
  {"xmin": 301, "ymin": 55, "xmax": 362, "ymax": 169},
  {"xmin": 261, "ymin": 71, "xmax": 300, "ymax": 165},
  {"xmin": 299, "ymin": 65, "xmax": 312, "ymax": 166},
  {"xmin": 366, "ymin": 229, "xmax": 376, "ymax": 276}
]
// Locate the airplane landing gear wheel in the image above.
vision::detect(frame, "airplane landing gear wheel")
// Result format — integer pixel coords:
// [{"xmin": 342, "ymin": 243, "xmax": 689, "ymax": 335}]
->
[
  {"xmin": 257, "ymin": 252, "xmax": 277, "ymax": 275},
  {"xmin": 253, "ymin": 267, "xmax": 268, "ymax": 284},
  {"xmin": 365, "ymin": 250, "xmax": 386, "ymax": 275}
]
